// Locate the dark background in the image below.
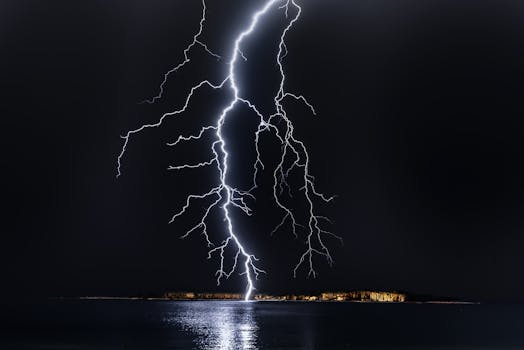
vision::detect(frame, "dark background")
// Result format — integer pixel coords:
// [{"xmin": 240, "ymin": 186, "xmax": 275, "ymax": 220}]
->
[{"xmin": 2, "ymin": 0, "xmax": 524, "ymax": 302}]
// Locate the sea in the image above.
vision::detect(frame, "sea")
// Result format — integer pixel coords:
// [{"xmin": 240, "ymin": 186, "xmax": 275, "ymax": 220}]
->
[{"xmin": 1, "ymin": 300, "xmax": 523, "ymax": 349}]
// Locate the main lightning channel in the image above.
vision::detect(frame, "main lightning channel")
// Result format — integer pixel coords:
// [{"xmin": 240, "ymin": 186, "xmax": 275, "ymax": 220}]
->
[{"xmin": 210, "ymin": 0, "xmax": 285, "ymax": 301}]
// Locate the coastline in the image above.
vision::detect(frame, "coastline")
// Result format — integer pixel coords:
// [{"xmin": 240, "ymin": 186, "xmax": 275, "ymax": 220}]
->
[{"xmin": 62, "ymin": 292, "xmax": 477, "ymax": 304}]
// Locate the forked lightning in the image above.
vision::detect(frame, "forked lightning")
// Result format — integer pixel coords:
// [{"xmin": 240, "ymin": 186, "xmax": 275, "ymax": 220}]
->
[{"xmin": 117, "ymin": 0, "xmax": 342, "ymax": 301}]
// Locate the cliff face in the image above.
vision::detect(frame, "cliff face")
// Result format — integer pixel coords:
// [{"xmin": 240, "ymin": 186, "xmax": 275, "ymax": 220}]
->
[{"xmin": 320, "ymin": 291, "xmax": 406, "ymax": 302}]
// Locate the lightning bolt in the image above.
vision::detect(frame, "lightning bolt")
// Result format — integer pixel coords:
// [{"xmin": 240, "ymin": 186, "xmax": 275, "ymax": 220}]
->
[{"xmin": 117, "ymin": 0, "xmax": 342, "ymax": 301}]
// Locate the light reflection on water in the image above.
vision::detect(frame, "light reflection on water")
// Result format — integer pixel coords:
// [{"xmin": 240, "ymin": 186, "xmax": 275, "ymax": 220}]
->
[
  {"xmin": 3, "ymin": 301, "xmax": 524, "ymax": 349},
  {"xmin": 164, "ymin": 301, "xmax": 259, "ymax": 350}
]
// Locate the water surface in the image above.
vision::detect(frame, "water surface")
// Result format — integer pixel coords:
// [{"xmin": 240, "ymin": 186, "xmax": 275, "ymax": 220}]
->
[{"xmin": 1, "ymin": 300, "xmax": 524, "ymax": 349}]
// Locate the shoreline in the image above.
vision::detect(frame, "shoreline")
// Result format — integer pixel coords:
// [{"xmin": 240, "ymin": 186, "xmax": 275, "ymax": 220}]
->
[{"xmin": 60, "ymin": 296, "xmax": 478, "ymax": 304}]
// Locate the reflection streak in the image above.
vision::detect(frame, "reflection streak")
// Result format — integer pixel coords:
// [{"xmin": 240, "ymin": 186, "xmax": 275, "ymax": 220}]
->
[{"xmin": 165, "ymin": 301, "xmax": 258, "ymax": 350}]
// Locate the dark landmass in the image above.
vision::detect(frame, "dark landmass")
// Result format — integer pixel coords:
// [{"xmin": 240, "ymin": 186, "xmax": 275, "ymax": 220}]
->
[{"xmin": 72, "ymin": 290, "xmax": 475, "ymax": 303}]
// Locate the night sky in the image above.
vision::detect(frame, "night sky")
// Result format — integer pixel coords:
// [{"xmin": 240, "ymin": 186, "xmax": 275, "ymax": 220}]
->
[{"xmin": 2, "ymin": 0, "xmax": 524, "ymax": 302}]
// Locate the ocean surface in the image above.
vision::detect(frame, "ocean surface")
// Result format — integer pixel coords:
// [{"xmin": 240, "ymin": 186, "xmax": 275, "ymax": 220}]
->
[{"xmin": 1, "ymin": 300, "xmax": 524, "ymax": 349}]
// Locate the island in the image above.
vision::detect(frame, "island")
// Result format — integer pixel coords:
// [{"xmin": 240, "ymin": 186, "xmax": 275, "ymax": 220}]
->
[
  {"xmin": 162, "ymin": 291, "xmax": 407, "ymax": 302},
  {"xmin": 75, "ymin": 290, "xmax": 472, "ymax": 303}
]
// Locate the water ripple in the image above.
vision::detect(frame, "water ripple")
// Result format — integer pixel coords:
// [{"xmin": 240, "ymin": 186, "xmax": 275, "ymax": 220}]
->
[{"xmin": 164, "ymin": 301, "xmax": 259, "ymax": 350}]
